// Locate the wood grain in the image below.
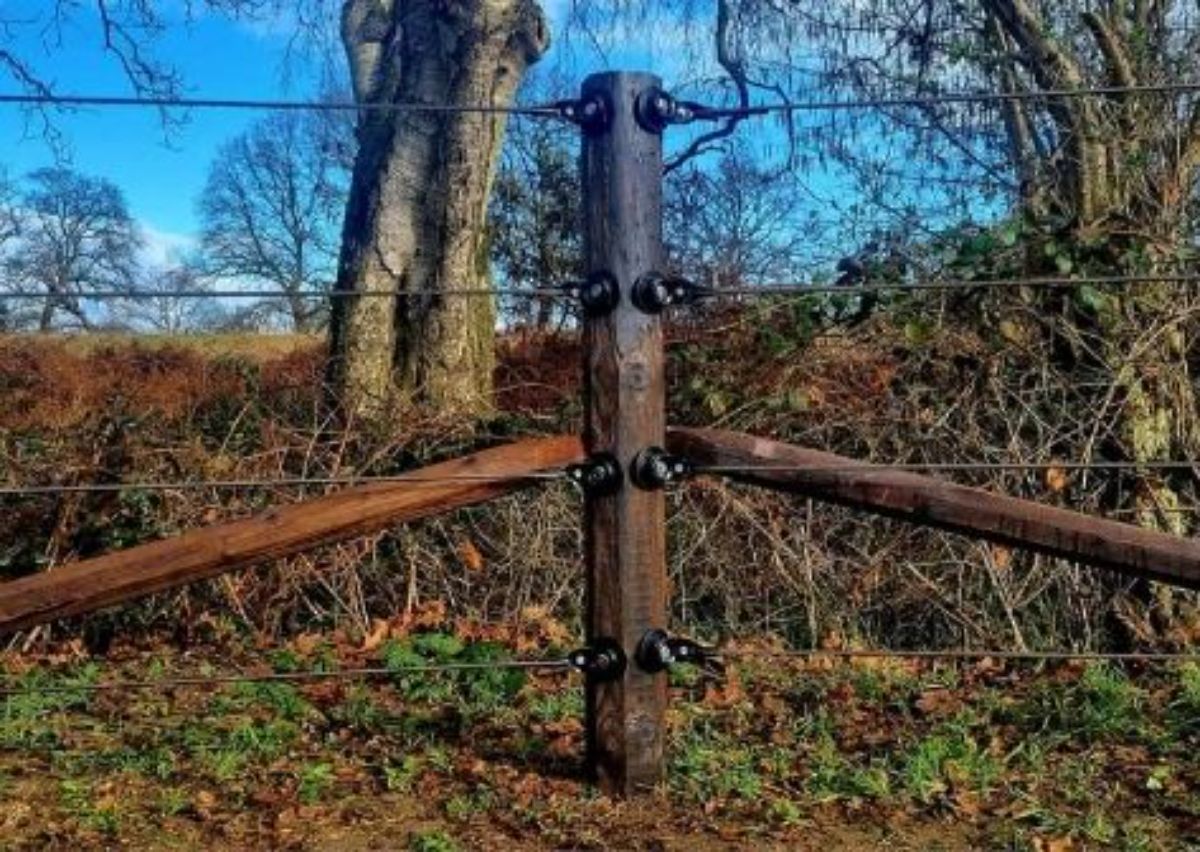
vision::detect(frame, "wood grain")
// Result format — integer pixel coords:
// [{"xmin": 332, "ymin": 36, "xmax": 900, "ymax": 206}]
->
[
  {"xmin": 581, "ymin": 72, "xmax": 668, "ymax": 795},
  {"xmin": 0, "ymin": 436, "xmax": 584, "ymax": 635},
  {"xmin": 667, "ymin": 427, "xmax": 1200, "ymax": 590}
]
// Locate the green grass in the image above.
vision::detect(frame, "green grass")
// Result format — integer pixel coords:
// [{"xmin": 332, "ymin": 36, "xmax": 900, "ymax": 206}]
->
[
  {"xmin": 296, "ymin": 762, "xmax": 335, "ymax": 804},
  {"xmin": 671, "ymin": 718, "xmax": 766, "ymax": 800},
  {"xmin": 527, "ymin": 688, "xmax": 583, "ymax": 723},
  {"xmin": 59, "ymin": 778, "xmax": 121, "ymax": 836},
  {"xmin": 806, "ymin": 732, "xmax": 891, "ymax": 801},
  {"xmin": 408, "ymin": 829, "xmax": 462, "ymax": 852},
  {"xmin": 0, "ymin": 664, "xmax": 98, "ymax": 748},
  {"xmin": 900, "ymin": 716, "xmax": 1001, "ymax": 803}
]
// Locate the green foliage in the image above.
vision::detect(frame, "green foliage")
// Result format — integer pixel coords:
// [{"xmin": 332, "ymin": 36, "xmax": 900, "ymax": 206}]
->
[
  {"xmin": 671, "ymin": 719, "xmax": 765, "ymax": 800},
  {"xmin": 408, "ymin": 829, "xmax": 462, "ymax": 852},
  {"xmin": 296, "ymin": 762, "xmax": 335, "ymax": 804},
  {"xmin": 900, "ymin": 718, "xmax": 1000, "ymax": 803},
  {"xmin": 383, "ymin": 755, "xmax": 425, "ymax": 793},
  {"xmin": 807, "ymin": 732, "xmax": 891, "ymax": 802},
  {"xmin": 183, "ymin": 716, "xmax": 300, "ymax": 781},
  {"xmin": 767, "ymin": 797, "xmax": 804, "ymax": 826},
  {"xmin": 0, "ymin": 665, "xmax": 98, "ymax": 748},
  {"xmin": 231, "ymin": 680, "xmax": 313, "ymax": 722},
  {"xmin": 1076, "ymin": 664, "xmax": 1146, "ymax": 738},
  {"xmin": 444, "ymin": 787, "xmax": 495, "ymax": 821},
  {"xmin": 156, "ymin": 787, "xmax": 190, "ymax": 818},
  {"xmin": 59, "ymin": 779, "xmax": 120, "ymax": 836},
  {"xmin": 333, "ymin": 687, "xmax": 384, "ymax": 732},
  {"xmin": 1168, "ymin": 663, "xmax": 1200, "ymax": 734},
  {"xmin": 381, "ymin": 633, "xmax": 526, "ymax": 720},
  {"xmin": 527, "ymin": 688, "xmax": 583, "ymax": 724}
]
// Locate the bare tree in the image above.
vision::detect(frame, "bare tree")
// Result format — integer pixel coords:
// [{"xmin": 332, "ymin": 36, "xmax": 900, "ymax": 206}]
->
[
  {"xmin": 197, "ymin": 109, "xmax": 350, "ymax": 332},
  {"xmin": 489, "ymin": 105, "xmax": 580, "ymax": 330},
  {"xmin": 4, "ymin": 168, "xmax": 142, "ymax": 332},
  {"xmin": 665, "ymin": 146, "xmax": 814, "ymax": 288},
  {"xmin": 120, "ymin": 264, "xmax": 230, "ymax": 333}
]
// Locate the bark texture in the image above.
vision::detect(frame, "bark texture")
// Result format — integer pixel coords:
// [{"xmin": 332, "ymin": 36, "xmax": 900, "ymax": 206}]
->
[
  {"xmin": 330, "ymin": 0, "xmax": 548, "ymax": 422},
  {"xmin": 982, "ymin": 0, "xmax": 1200, "ymax": 632}
]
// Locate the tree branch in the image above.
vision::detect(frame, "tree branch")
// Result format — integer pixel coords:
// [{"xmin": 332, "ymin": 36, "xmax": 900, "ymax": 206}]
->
[
  {"xmin": 1080, "ymin": 10, "xmax": 1136, "ymax": 90},
  {"xmin": 664, "ymin": 0, "xmax": 750, "ymax": 174}
]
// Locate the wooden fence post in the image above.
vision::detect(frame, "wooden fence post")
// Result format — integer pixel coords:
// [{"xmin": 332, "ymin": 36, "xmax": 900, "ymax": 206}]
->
[{"xmin": 579, "ymin": 71, "xmax": 667, "ymax": 795}]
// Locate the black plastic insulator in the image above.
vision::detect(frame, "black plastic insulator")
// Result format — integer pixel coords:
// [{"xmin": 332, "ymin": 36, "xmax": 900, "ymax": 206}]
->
[
  {"xmin": 630, "ymin": 447, "xmax": 693, "ymax": 490},
  {"xmin": 557, "ymin": 93, "xmax": 611, "ymax": 135},
  {"xmin": 566, "ymin": 453, "xmax": 623, "ymax": 497},
  {"xmin": 631, "ymin": 273, "xmax": 701, "ymax": 314},
  {"xmin": 635, "ymin": 629, "xmax": 708, "ymax": 673},
  {"xmin": 568, "ymin": 637, "xmax": 626, "ymax": 683},
  {"xmin": 576, "ymin": 271, "xmax": 620, "ymax": 316},
  {"xmin": 634, "ymin": 87, "xmax": 675, "ymax": 133}
]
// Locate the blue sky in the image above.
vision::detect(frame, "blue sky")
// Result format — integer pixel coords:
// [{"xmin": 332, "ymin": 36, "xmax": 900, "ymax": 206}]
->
[
  {"xmin": 0, "ymin": 0, "xmax": 712, "ymax": 266},
  {"xmin": 0, "ymin": 3, "xmax": 326, "ymax": 262},
  {"xmin": 0, "ymin": 2, "xmax": 977, "ymax": 279}
]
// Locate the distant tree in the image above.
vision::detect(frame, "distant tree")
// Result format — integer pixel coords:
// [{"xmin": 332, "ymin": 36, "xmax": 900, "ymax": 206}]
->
[
  {"xmin": 197, "ymin": 110, "xmax": 350, "ymax": 332},
  {"xmin": 0, "ymin": 168, "xmax": 19, "ymax": 249},
  {"xmin": 0, "ymin": 169, "xmax": 18, "ymax": 333},
  {"xmin": 665, "ymin": 147, "xmax": 813, "ymax": 289},
  {"xmin": 489, "ymin": 115, "xmax": 580, "ymax": 330},
  {"xmin": 4, "ymin": 168, "xmax": 142, "ymax": 331},
  {"xmin": 120, "ymin": 263, "xmax": 230, "ymax": 333}
]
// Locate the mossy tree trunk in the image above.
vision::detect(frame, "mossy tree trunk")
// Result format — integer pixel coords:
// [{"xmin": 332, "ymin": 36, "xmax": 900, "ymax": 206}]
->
[
  {"xmin": 329, "ymin": 0, "xmax": 548, "ymax": 424},
  {"xmin": 984, "ymin": 0, "xmax": 1200, "ymax": 632}
]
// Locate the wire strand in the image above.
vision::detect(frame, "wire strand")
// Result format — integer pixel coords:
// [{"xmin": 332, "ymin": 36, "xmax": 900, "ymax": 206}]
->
[
  {"xmin": 0, "ymin": 659, "xmax": 573, "ymax": 696},
  {"xmin": 697, "ymin": 460, "xmax": 1200, "ymax": 475},
  {"xmin": 701, "ymin": 272, "xmax": 1200, "ymax": 299},
  {"xmin": 763, "ymin": 81, "xmax": 1200, "ymax": 114},
  {"xmin": 0, "ymin": 286, "xmax": 565, "ymax": 301},
  {"xmin": 6, "ymin": 81, "xmax": 1197, "ymax": 117},
  {"xmin": 0, "ymin": 92, "xmax": 564, "ymax": 117},
  {"xmin": 0, "ymin": 471, "xmax": 570, "ymax": 497},
  {"xmin": 716, "ymin": 648, "xmax": 1200, "ymax": 663},
  {"xmin": 3, "ymin": 274, "xmax": 1196, "ymax": 304}
]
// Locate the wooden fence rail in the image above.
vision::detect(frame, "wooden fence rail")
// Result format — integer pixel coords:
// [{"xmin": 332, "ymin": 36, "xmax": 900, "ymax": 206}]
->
[
  {"xmin": 0, "ymin": 437, "xmax": 582, "ymax": 636},
  {"xmin": 668, "ymin": 427, "xmax": 1200, "ymax": 590}
]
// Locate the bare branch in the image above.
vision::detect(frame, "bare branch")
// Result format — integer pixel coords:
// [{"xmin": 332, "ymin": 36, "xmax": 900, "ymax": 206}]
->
[
  {"xmin": 1081, "ymin": 10, "xmax": 1137, "ymax": 90},
  {"xmin": 665, "ymin": 0, "xmax": 751, "ymax": 174}
]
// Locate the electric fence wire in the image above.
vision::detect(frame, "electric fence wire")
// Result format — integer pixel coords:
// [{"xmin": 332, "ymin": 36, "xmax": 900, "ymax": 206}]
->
[
  {"xmin": 699, "ymin": 272, "xmax": 1200, "ymax": 299},
  {"xmin": 0, "ymin": 471, "xmax": 570, "ymax": 497},
  {"xmin": 0, "ymin": 92, "xmax": 566, "ymax": 117},
  {"xmin": 0, "ymin": 658, "xmax": 574, "ymax": 697},
  {"xmin": 0, "ymin": 286, "xmax": 564, "ymax": 301},
  {"xmin": 713, "ymin": 648, "xmax": 1200, "ymax": 663},
  {"xmin": 3, "ymin": 79, "xmax": 1199, "ymax": 117},
  {"xmin": 4, "ymin": 273, "xmax": 1200, "ymax": 306},
  {"xmin": 6, "ymin": 649, "xmax": 1197, "ymax": 699},
  {"xmin": 5, "ymin": 460, "xmax": 1198, "ymax": 498},
  {"xmin": 752, "ymin": 80, "xmax": 1200, "ymax": 115},
  {"xmin": 695, "ymin": 460, "xmax": 1200, "ymax": 475}
]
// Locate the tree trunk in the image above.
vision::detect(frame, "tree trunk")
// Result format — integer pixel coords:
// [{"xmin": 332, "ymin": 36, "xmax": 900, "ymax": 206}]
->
[
  {"xmin": 329, "ymin": 0, "xmax": 548, "ymax": 423},
  {"xmin": 984, "ymin": 0, "xmax": 1200, "ymax": 638}
]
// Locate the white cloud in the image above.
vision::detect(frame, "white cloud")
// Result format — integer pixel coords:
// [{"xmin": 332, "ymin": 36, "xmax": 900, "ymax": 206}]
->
[{"xmin": 139, "ymin": 223, "xmax": 196, "ymax": 268}]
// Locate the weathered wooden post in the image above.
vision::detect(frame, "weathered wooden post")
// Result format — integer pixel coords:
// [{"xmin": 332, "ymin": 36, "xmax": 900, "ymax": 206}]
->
[{"xmin": 578, "ymin": 71, "xmax": 668, "ymax": 794}]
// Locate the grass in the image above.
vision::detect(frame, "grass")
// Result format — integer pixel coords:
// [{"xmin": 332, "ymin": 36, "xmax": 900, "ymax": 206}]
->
[
  {"xmin": 1, "ymin": 635, "xmax": 1197, "ymax": 849},
  {"xmin": 899, "ymin": 717, "xmax": 1001, "ymax": 803},
  {"xmin": 409, "ymin": 829, "xmax": 462, "ymax": 852},
  {"xmin": 0, "ymin": 331, "xmax": 320, "ymax": 359}
]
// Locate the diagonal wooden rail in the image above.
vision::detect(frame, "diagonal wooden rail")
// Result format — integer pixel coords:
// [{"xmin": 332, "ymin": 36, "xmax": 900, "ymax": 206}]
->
[
  {"xmin": 667, "ymin": 427, "xmax": 1200, "ymax": 590},
  {"xmin": 0, "ymin": 436, "xmax": 584, "ymax": 636}
]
